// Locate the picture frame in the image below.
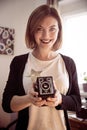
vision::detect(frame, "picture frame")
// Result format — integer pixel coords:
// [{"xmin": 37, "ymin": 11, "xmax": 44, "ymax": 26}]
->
[{"xmin": 0, "ymin": 26, "xmax": 15, "ymax": 55}]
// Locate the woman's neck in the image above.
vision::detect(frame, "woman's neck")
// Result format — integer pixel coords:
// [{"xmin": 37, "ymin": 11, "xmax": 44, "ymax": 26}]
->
[{"xmin": 32, "ymin": 49, "xmax": 58, "ymax": 61}]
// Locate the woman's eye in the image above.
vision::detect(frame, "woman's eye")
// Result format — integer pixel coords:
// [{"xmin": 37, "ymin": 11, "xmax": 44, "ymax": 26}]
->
[
  {"xmin": 36, "ymin": 27, "xmax": 43, "ymax": 32},
  {"xmin": 50, "ymin": 28, "xmax": 56, "ymax": 32}
]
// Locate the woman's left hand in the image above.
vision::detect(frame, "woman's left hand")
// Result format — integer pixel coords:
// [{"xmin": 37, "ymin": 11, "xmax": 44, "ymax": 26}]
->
[{"xmin": 45, "ymin": 90, "xmax": 62, "ymax": 107}]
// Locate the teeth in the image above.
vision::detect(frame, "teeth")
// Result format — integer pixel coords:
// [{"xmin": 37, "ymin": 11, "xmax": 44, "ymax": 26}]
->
[
  {"xmin": 41, "ymin": 40, "xmax": 51, "ymax": 43},
  {"xmin": 42, "ymin": 40, "xmax": 49, "ymax": 42}
]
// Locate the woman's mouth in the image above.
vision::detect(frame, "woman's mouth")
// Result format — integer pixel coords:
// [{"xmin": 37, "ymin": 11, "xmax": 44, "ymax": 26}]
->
[{"xmin": 41, "ymin": 39, "xmax": 52, "ymax": 44}]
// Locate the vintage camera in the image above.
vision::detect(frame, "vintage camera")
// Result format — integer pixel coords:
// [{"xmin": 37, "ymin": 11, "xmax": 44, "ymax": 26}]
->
[{"xmin": 35, "ymin": 76, "xmax": 55, "ymax": 99}]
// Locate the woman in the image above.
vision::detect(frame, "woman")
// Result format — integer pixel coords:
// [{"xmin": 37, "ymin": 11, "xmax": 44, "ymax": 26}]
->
[{"xmin": 2, "ymin": 4, "xmax": 81, "ymax": 130}]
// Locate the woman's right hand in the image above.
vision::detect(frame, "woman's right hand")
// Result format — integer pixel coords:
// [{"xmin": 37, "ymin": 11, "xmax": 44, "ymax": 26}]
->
[
  {"xmin": 28, "ymin": 85, "xmax": 46, "ymax": 107},
  {"xmin": 10, "ymin": 85, "xmax": 46, "ymax": 112}
]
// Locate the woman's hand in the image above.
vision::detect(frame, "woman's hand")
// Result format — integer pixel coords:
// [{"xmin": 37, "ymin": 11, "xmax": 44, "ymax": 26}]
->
[
  {"xmin": 28, "ymin": 82, "xmax": 62, "ymax": 107},
  {"xmin": 28, "ymin": 90, "xmax": 46, "ymax": 107},
  {"xmin": 44, "ymin": 89, "xmax": 62, "ymax": 107},
  {"xmin": 10, "ymin": 84, "xmax": 46, "ymax": 112}
]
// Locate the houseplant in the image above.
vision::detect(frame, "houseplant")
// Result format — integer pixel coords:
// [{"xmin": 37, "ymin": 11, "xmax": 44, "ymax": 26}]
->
[{"xmin": 83, "ymin": 72, "xmax": 87, "ymax": 92}]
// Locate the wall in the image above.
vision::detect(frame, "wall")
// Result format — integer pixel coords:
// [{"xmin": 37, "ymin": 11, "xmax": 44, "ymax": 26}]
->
[
  {"xmin": 0, "ymin": 0, "xmax": 46, "ymax": 128},
  {"xmin": 58, "ymin": 0, "xmax": 87, "ymax": 16}
]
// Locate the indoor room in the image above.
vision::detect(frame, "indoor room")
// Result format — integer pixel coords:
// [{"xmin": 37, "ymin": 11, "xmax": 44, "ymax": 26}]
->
[{"xmin": 0, "ymin": 0, "xmax": 87, "ymax": 130}]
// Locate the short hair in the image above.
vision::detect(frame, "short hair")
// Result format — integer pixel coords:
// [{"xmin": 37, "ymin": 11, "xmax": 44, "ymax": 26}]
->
[{"xmin": 25, "ymin": 4, "xmax": 63, "ymax": 51}]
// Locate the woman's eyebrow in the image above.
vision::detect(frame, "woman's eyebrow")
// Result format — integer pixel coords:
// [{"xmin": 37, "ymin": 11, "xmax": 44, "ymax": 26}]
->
[
  {"xmin": 37, "ymin": 25, "xmax": 58, "ymax": 28},
  {"xmin": 50, "ymin": 25, "xmax": 58, "ymax": 27}
]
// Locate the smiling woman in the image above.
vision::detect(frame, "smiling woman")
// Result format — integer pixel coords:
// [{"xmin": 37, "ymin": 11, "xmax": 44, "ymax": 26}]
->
[{"xmin": 2, "ymin": 4, "xmax": 81, "ymax": 130}]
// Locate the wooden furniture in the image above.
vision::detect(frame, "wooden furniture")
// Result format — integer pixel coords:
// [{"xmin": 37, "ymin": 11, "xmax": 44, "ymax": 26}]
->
[{"xmin": 69, "ymin": 115, "xmax": 87, "ymax": 130}]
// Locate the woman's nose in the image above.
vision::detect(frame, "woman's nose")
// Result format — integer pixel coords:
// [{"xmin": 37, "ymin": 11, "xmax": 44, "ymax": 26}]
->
[{"xmin": 42, "ymin": 30, "xmax": 50, "ymax": 39}]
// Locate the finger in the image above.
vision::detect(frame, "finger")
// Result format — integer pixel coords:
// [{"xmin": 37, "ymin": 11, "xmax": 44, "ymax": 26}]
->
[
  {"xmin": 47, "ymin": 96, "xmax": 57, "ymax": 102},
  {"xmin": 34, "ymin": 100, "xmax": 46, "ymax": 107},
  {"xmin": 45, "ymin": 101, "xmax": 55, "ymax": 107},
  {"xmin": 29, "ymin": 90, "xmax": 38, "ymax": 97}
]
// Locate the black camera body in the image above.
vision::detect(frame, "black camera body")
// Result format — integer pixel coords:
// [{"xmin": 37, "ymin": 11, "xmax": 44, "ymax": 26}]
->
[{"xmin": 35, "ymin": 76, "xmax": 55, "ymax": 99}]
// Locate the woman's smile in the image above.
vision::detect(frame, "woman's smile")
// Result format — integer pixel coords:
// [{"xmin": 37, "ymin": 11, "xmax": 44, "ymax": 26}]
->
[{"xmin": 40, "ymin": 39, "xmax": 52, "ymax": 44}]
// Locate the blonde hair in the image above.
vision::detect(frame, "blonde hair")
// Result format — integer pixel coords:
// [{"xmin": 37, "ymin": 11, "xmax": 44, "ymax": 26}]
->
[{"xmin": 25, "ymin": 4, "xmax": 63, "ymax": 51}]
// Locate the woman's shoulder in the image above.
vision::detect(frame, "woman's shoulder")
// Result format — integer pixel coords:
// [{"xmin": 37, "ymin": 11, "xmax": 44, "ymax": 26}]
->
[
  {"xmin": 60, "ymin": 53, "xmax": 76, "ymax": 72},
  {"xmin": 12, "ymin": 53, "xmax": 29, "ymax": 62},
  {"xmin": 10, "ymin": 53, "xmax": 29, "ymax": 68},
  {"xmin": 14, "ymin": 53, "xmax": 29, "ymax": 59},
  {"xmin": 60, "ymin": 53, "xmax": 75, "ymax": 64}
]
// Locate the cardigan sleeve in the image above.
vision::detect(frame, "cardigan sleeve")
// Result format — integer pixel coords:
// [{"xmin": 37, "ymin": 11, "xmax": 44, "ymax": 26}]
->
[
  {"xmin": 2, "ymin": 55, "xmax": 27, "ymax": 113},
  {"xmin": 2, "ymin": 57, "xmax": 20, "ymax": 112},
  {"xmin": 56, "ymin": 55, "xmax": 81, "ymax": 111}
]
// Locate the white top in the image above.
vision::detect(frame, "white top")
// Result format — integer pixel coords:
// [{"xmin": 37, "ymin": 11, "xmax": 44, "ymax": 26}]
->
[{"xmin": 23, "ymin": 52, "xmax": 69, "ymax": 130}]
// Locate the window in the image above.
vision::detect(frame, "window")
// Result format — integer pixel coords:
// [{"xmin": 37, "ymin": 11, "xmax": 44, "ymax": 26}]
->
[{"xmin": 60, "ymin": 13, "xmax": 87, "ymax": 83}]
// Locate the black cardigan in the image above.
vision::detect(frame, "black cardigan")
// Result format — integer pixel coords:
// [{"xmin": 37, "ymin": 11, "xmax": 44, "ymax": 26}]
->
[{"xmin": 2, "ymin": 53, "xmax": 81, "ymax": 130}]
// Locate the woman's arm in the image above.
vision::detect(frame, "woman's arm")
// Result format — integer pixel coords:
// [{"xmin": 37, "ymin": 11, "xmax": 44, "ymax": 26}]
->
[
  {"xmin": 2, "ymin": 56, "xmax": 46, "ymax": 113},
  {"xmin": 10, "ymin": 91, "xmax": 46, "ymax": 112},
  {"xmin": 56, "ymin": 55, "xmax": 81, "ymax": 111}
]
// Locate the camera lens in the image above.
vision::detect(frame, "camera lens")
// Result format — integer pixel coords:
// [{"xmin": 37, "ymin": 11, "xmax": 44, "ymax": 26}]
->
[{"xmin": 41, "ymin": 82, "xmax": 50, "ymax": 90}]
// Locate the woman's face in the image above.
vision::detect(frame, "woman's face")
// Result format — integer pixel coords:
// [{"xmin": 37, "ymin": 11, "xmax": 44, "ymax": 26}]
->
[{"xmin": 34, "ymin": 16, "xmax": 59, "ymax": 50}]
